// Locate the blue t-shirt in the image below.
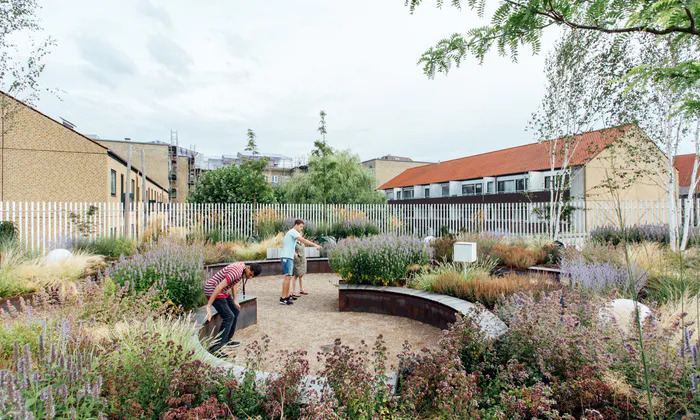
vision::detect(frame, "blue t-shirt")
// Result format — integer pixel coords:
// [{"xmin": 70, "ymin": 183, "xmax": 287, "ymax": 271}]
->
[{"xmin": 281, "ymin": 229, "xmax": 300, "ymax": 259}]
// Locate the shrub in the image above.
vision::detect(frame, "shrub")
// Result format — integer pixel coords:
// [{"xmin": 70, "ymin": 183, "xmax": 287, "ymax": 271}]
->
[
  {"xmin": 497, "ymin": 291, "xmax": 616, "ymax": 383},
  {"xmin": 329, "ymin": 235, "xmax": 430, "ymax": 285},
  {"xmin": 309, "ymin": 337, "xmax": 393, "ymax": 419},
  {"xmin": 0, "ymin": 335, "xmax": 106, "ymax": 419},
  {"xmin": 431, "ymin": 235, "xmax": 457, "ymax": 263},
  {"xmin": 330, "ymin": 219, "xmax": 380, "ymax": 239},
  {"xmin": 560, "ymin": 257, "xmax": 648, "ymax": 298},
  {"xmin": 397, "ymin": 315, "xmax": 483, "ymax": 418},
  {"xmin": 0, "ymin": 221, "xmax": 18, "ymax": 246},
  {"xmin": 258, "ymin": 218, "xmax": 284, "ymax": 239},
  {"xmin": 104, "ymin": 244, "xmax": 204, "ymax": 310},
  {"xmin": 99, "ymin": 317, "xmax": 224, "ymax": 419},
  {"xmin": 64, "ymin": 236, "xmax": 136, "ymax": 258},
  {"xmin": 414, "ymin": 263, "xmax": 559, "ymax": 308},
  {"xmin": 491, "ymin": 243, "xmax": 546, "ymax": 269},
  {"xmin": 591, "ymin": 224, "xmax": 700, "ymax": 247}
]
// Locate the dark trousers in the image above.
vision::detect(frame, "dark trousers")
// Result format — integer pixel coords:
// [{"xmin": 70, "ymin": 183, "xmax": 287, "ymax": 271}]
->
[{"xmin": 210, "ymin": 295, "xmax": 239, "ymax": 352}]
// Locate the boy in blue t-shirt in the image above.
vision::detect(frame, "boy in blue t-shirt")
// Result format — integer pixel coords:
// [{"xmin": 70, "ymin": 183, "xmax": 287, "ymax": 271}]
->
[{"xmin": 280, "ymin": 219, "xmax": 320, "ymax": 305}]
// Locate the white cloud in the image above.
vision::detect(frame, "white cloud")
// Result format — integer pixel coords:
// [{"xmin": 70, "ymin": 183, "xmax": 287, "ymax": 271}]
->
[{"xmin": 31, "ymin": 0, "xmax": 569, "ymax": 161}]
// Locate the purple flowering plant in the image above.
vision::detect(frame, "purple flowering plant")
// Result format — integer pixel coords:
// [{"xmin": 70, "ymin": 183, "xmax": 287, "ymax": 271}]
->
[
  {"xmin": 103, "ymin": 243, "xmax": 205, "ymax": 310},
  {"xmin": 560, "ymin": 257, "xmax": 648, "ymax": 298},
  {"xmin": 328, "ymin": 234, "xmax": 430, "ymax": 285}
]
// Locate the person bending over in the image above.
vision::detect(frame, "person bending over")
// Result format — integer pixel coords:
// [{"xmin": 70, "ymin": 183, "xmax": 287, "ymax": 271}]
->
[{"xmin": 205, "ymin": 262, "xmax": 262, "ymax": 354}]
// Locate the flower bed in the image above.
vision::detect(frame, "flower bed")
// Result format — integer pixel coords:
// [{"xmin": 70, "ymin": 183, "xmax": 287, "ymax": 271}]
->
[{"xmin": 328, "ymin": 235, "xmax": 430, "ymax": 286}]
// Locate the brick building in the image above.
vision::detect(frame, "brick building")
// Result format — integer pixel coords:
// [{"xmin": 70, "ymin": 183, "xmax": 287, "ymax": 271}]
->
[{"xmin": 0, "ymin": 91, "xmax": 168, "ymax": 203}]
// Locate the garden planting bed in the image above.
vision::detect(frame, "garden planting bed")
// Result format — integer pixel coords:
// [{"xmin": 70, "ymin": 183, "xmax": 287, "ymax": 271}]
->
[
  {"xmin": 205, "ymin": 273, "xmax": 443, "ymax": 373},
  {"xmin": 338, "ymin": 284, "xmax": 507, "ymax": 337}
]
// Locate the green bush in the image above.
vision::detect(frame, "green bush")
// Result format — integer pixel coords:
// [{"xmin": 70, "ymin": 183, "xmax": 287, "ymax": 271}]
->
[
  {"xmin": 258, "ymin": 218, "xmax": 284, "ymax": 239},
  {"xmin": 104, "ymin": 244, "xmax": 205, "ymax": 310},
  {"xmin": 329, "ymin": 235, "xmax": 430, "ymax": 285},
  {"xmin": 0, "ymin": 221, "xmax": 18, "ymax": 245},
  {"xmin": 431, "ymin": 235, "xmax": 457, "ymax": 263},
  {"xmin": 68, "ymin": 236, "xmax": 136, "ymax": 258},
  {"xmin": 330, "ymin": 219, "xmax": 380, "ymax": 239}
]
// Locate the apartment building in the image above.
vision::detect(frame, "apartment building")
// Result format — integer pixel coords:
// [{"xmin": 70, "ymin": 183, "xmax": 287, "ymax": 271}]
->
[
  {"xmin": 0, "ymin": 91, "xmax": 168, "ymax": 203},
  {"xmin": 380, "ymin": 124, "xmax": 669, "ymax": 205},
  {"xmin": 362, "ymin": 155, "xmax": 432, "ymax": 189}
]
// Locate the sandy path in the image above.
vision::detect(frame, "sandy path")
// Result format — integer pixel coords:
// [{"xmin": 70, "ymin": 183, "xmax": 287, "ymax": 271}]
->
[{"xmin": 221, "ymin": 273, "xmax": 442, "ymax": 373}]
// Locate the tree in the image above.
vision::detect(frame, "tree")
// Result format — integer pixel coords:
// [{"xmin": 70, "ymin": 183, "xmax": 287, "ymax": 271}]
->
[
  {"xmin": 188, "ymin": 129, "xmax": 274, "ymax": 204},
  {"xmin": 530, "ymin": 29, "xmax": 632, "ymax": 240},
  {"xmin": 245, "ymin": 129, "xmax": 259, "ymax": 155},
  {"xmin": 188, "ymin": 164, "xmax": 275, "ymax": 204},
  {"xmin": 407, "ymin": 0, "xmax": 700, "ymax": 112},
  {"xmin": 283, "ymin": 149, "xmax": 386, "ymax": 205}
]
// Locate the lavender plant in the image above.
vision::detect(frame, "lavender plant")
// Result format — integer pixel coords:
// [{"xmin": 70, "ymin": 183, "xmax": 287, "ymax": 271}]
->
[
  {"xmin": 591, "ymin": 224, "xmax": 700, "ymax": 247},
  {"xmin": 328, "ymin": 235, "xmax": 430, "ymax": 285},
  {"xmin": 103, "ymin": 244, "xmax": 204, "ymax": 310},
  {"xmin": 331, "ymin": 219, "xmax": 380, "ymax": 239},
  {"xmin": 560, "ymin": 257, "xmax": 648, "ymax": 298},
  {"xmin": 0, "ymin": 336, "xmax": 106, "ymax": 419}
]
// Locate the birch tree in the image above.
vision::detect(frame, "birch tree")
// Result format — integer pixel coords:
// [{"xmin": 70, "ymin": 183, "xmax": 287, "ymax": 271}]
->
[{"xmin": 530, "ymin": 30, "xmax": 632, "ymax": 240}]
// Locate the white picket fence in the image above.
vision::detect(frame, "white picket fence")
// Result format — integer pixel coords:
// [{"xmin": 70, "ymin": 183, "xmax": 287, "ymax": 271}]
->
[{"xmin": 0, "ymin": 199, "xmax": 696, "ymax": 252}]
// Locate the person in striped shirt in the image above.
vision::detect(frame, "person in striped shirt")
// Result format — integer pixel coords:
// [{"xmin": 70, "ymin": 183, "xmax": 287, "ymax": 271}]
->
[{"xmin": 205, "ymin": 262, "xmax": 262, "ymax": 353}]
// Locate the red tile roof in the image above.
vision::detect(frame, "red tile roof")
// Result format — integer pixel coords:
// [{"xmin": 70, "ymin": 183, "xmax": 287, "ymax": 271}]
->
[
  {"xmin": 675, "ymin": 153, "xmax": 698, "ymax": 188},
  {"xmin": 379, "ymin": 125, "xmax": 633, "ymax": 190}
]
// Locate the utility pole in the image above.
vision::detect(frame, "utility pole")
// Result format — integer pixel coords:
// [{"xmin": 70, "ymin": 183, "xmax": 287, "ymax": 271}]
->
[{"xmin": 124, "ymin": 144, "xmax": 132, "ymax": 238}]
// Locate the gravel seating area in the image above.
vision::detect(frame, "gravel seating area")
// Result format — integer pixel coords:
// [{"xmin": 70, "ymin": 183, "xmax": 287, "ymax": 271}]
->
[{"xmin": 222, "ymin": 273, "xmax": 442, "ymax": 373}]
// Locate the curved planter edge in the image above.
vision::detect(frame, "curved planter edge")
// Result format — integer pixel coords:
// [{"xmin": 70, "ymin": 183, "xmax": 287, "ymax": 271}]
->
[{"xmin": 338, "ymin": 284, "xmax": 508, "ymax": 339}]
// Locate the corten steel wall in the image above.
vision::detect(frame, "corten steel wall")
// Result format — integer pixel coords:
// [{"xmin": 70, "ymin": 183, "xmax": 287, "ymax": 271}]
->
[
  {"xmin": 198, "ymin": 296, "xmax": 258, "ymax": 340},
  {"xmin": 205, "ymin": 259, "xmax": 332, "ymax": 280},
  {"xmin": 338, "ymin": 289, "xmax": 459, "ymax": 330},
  {"xmin": 0, "ymin": 96, "xmax": 109, "ymax": 202}
]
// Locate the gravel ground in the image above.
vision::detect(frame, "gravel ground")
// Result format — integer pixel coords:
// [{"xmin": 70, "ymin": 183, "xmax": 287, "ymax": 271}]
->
[{"xmin": 221, "ymin": 273, "xmax": 442, "ymax": 373}]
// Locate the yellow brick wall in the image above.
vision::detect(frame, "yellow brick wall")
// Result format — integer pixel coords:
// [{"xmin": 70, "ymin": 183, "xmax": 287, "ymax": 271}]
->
[
  {"xmin": 107, "ymin": 156, "xmax": 168, "ymax": 204},
  {"xmin": 176, "ymin": 155, "xmax": 191, "ymax": 202},
  {"xmin": 363, "ymin": 159, "xmax": 432, "ymax": 189},
  {"xmin": 96, "ymin": 140, "xmax": 170, "ymax": 189},
  {"xmin": 0, "ymin": 96, "xmax": 108, "ymax": 201}
]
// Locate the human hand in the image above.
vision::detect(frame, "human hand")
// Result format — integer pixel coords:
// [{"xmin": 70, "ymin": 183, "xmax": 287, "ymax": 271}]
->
[
  {"xmin": 234, "ymin": 300, "xmax": 241, "ymax": 309},
  {"xmin": 206, "ymin": 305, "xmax": 213, "ymax": 322},
  {"xmin": 315, "ymin": 244, "xmax": 321, "ymax": 251}
]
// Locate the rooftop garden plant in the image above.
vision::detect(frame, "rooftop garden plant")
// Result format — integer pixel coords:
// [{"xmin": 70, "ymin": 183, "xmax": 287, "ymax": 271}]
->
[
  {"xmin": 329, "ymin": 234, "xmax": 430, "ymax": 286},
  {"xmin": 103, "ymin": 242, "xmax": 204, "ymax": 310}
]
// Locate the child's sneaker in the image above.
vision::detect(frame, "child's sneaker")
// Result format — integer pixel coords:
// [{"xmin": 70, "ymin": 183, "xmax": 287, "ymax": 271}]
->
[{"xmin": 279, "ymin": 297, "xmax": 294, "ymax": 305}]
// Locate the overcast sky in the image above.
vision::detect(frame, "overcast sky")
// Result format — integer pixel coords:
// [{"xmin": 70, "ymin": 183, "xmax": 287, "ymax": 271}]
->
[{"xmin": 31, "ymin": 0, "xmax": 561, "ymax": 162}]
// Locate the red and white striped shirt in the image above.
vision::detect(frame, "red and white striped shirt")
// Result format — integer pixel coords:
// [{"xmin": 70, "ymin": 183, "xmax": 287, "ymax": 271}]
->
[{"xmin": 204, "ymin": 262, "xmax": 245, "ymax": 299}]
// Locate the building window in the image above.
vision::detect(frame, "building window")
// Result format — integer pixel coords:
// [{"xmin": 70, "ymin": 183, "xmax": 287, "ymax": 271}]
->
[
  {"xmin": 487, "ymin": 182, "xmax": 494, "ymax": 194},
  {"xmin": 271, "ymin": 175, "xmax": 279, "ymax": 183},
  {"xmin": 462, "ymin": 183, "xmax": 483, "ymax": 195},
  {"xmin": 441, "ymin": 184, "xmax": 449, "ymax": 197},
  {"xmin": 424, "ymin": 188, "xmax": 430, "ymax": 198},
  {"xmin": 265, "ymin": 175, "xmax": 269, "ymax": 182},
  {"xmin": 396, "ymin": 191, "xmax": 402, "ymax": 200},
  {"xmin": 110, "ymin": 170, "xmax": 117, "ymax": 196},
  {"xmin": 120, "ymin": 174, "xmax": 125, "ymax": 196},
  {"xmin": 386, "ymin": 191, "xmax": 394, "ymax": 200},
  {"xmin": 497, "ymin": 180, "xmax": 515, "ymax": 193},
  {"xmin": 545, "ymin": 174, "xmax": 570, "ymax": 190},
  {"xmin": 403, "ymin": 188, "xmax": 414, "ymax": 199},
  {"xmin": 515, "ymin": 178, "xmax": 528, "ymax": 192}
]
